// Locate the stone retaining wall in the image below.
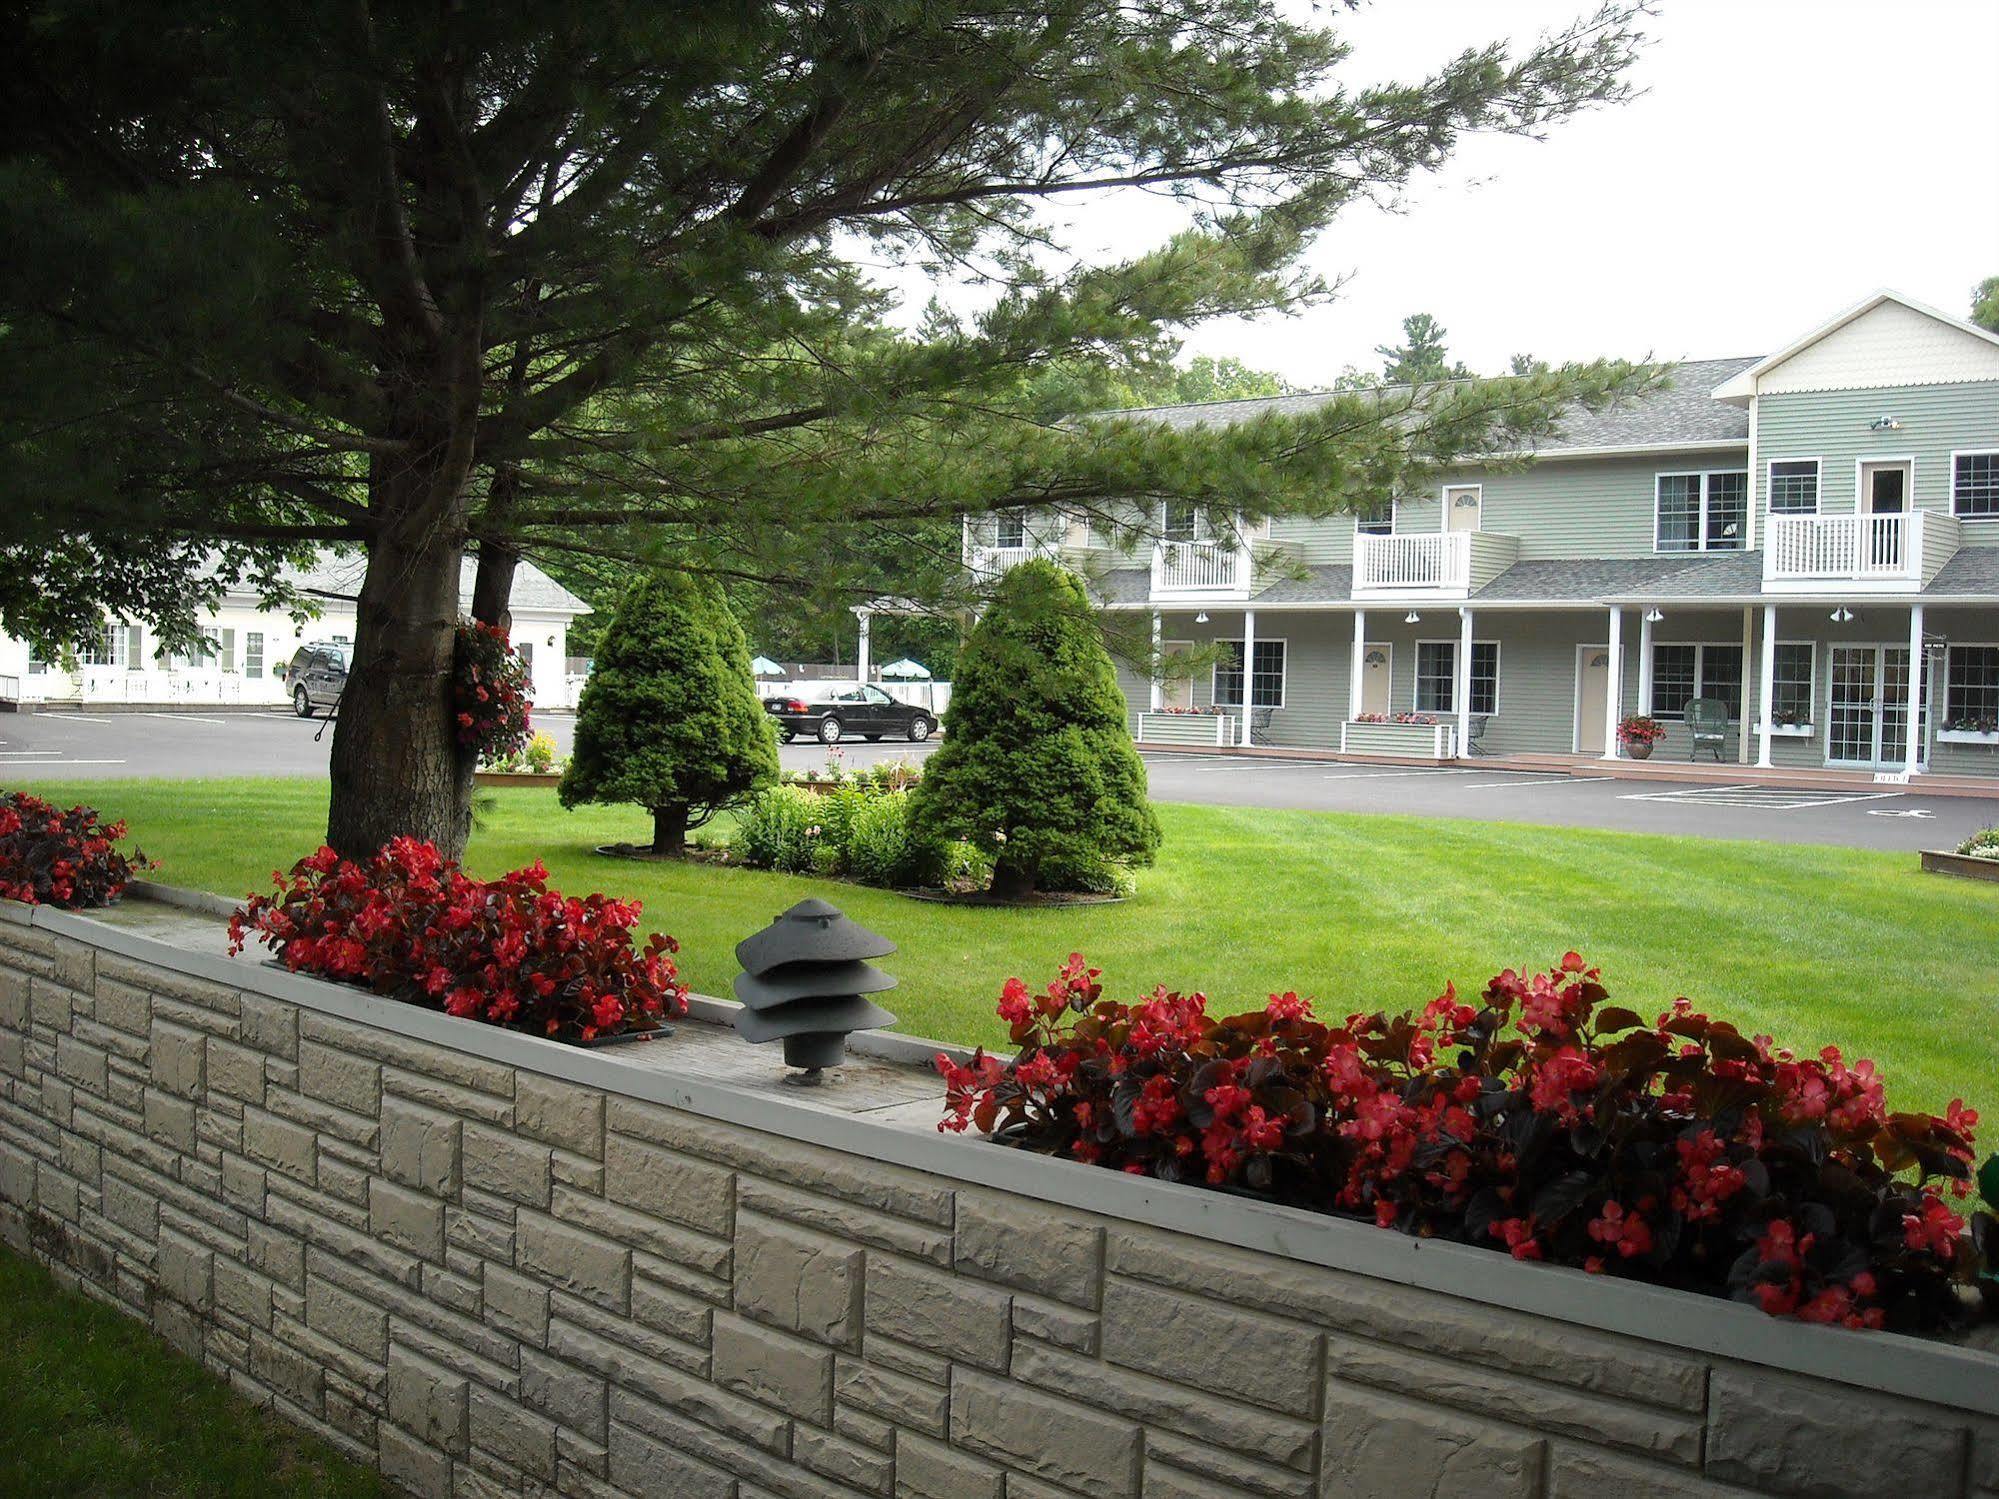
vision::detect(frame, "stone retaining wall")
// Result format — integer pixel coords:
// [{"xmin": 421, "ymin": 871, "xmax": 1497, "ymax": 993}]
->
[{"xmin": 2, "ymin": 899, "xmax": 1996, "ymax": 1499}]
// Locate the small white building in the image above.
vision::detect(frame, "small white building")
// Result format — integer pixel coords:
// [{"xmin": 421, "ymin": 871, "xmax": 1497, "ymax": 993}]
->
[{"xmin": 0, "ymin": 550, "xmax": 591, "ymax": 710}]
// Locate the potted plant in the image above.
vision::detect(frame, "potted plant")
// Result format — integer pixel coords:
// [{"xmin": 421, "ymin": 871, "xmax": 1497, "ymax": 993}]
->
[{"xmin": 1617, "ymin": 714, "xmax": 1665, "ymax": 760}]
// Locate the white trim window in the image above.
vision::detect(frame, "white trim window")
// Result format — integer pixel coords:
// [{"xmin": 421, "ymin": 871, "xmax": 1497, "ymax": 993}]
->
[
  {"xmin": 244, "ymin": 631, "xmax": 266, "ymax": 679},
  {"xmin": 1355, "ymin": 497, "xmax": 1393, "ymax": 536},
  {"xmin": 1160, "ymin": 500, "xmax": 1202, "ymax": 542},
  {"xmin": 1655, "ymin": 471, "xmax": 1748, "ymax": 552},
  {"xmin": 1952, "ymin": 451, "xmax": 1999, "ymax": 519},
  {"xmin": 80, "ymin": 624, "xmax": 134, "ymax": 667},
  {"xmin": 994, "ymin": 511, "xmax": 1028, "ymax": 549},
  {"xmin": 1650, "ymin": 643, "xmax": 1744, "ymax": 721},
  {"xmin": 1768, "ymin": 641, "xmax": 1815, "ymax": 727},
  {"xmin": 1414, "ymin": 640, "xmax": 1498, "ymax": 715},
  {"xmin": 1944, "ymin": 645, "xmax": 1999, "ymax": 731},
  {"xmin": 1212, "ymin": 638, "xmax": 1286, "ymax": 709},
  {"xmin": 1766, "ymin": 459, "xmax": 1821, "ymax": 516}
]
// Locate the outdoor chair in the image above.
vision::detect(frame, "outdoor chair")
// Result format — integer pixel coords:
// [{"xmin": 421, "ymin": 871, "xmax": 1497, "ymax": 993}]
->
[
  {"xmin": 1686, "ymin": 698, "xmax": 1728, "ymax": 762},
  {"xmin": 1248, "ymin": 706, "xmax": 1275, "ymax": 746},
  {"xmin": 1463, "ymin": 714, "xmax": 1490, "ymax": 756}
]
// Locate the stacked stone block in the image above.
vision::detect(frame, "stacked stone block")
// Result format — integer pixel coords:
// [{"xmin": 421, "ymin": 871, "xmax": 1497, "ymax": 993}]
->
[{"xmin": 1, "ymin": 912, "xmax": 1996, "ymax": 1499}]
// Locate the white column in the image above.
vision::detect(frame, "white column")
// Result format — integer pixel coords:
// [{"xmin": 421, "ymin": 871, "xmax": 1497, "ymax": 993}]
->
[
  {"xmin": 1757, "ymin": 604, "xmax": 1778, "ymax": 768},
  {"xmin": 1738, "ymin": 606, "xmax": 1755, "ymax": 765},
  {"xmin": 1240, "ymin": 609, "xmax": 1257, "ymax": 749},
  {"xmin": 1149, "ymin": 612, "xmax": 1163, "ymax": 711},
  {"xmin": 1348, "ymin": 610, "xmax": 1366, "ymax": 720},
  {"xmin": 1637, "ymin": 609, "xmax": 1655, "ymax": 714},
  {"xmin": 1601, "ymin": 606, "xmax": 1623, "ymax": 760},
  {"xmin": 1456, "ymin": 606, "xmax": 1474, "ymax": 758},
  {"xmin": 1906, "ymin": 602, "xmax": 1925, "ymax": 773},
  {"xmin": 856, "ymin": 611, "xmax": 872, "ymax": 682}
]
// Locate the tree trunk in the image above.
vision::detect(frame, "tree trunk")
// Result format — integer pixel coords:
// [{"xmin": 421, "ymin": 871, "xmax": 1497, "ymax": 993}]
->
[
  {"xmin": 988, "ymin": 853, "xmax": 1037, "ymax": 902},
  {"xmin": 651, "ymin": 803, "xmax": 690, "ymax": 856},
  {"xmin": 325, "ymin": 492, "xmax": 470, "ymax": 860}
]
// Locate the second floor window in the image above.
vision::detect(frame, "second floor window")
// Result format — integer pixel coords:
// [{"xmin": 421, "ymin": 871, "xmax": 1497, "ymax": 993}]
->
[
  {"xmin": 1656, "ymin": 471, "xmax": 1747, "ymax": 552},
  {"xmin": 1356, "ymin": 498, "xmax": 1393, "ymax": 536},
  {"xmin": 1160, "ymin": 500, "xmax": 1202, "ymax": 542},
  {"xmin": 994, "ymin": 512, "xmax": 1027, "ymax": 549},
  {"xmin": 1954, "ymin": 453, "xmax": 1999, "ymax": 519},
  {"xmin": 1652, "ymin": 643, "xmax": 1744, "ymax": 720},
  {"xmin": 1767, "ymin": 460, "xmax": 1820, "ymax": 516}
]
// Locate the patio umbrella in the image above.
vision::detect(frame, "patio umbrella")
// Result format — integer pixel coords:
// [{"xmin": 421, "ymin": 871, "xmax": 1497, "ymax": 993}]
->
[
  {"xmin": 750, "ymin": 656, "xmax": 785, "ymax": 677},
  {"xmin": 878, "ymin": 658, "xmax": 931, "ymax": 680}
]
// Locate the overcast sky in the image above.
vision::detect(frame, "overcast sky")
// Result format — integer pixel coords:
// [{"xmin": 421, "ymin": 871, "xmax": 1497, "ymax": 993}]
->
[{"xmin": 906, "ymin": 0, "xmax": 1999, "ymax": 385}]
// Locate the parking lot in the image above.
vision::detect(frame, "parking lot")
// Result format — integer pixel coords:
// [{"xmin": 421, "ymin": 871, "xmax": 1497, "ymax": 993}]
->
[{"xmin": 4, "ymin": 709, "xmax": 1992, "ymax": 851}]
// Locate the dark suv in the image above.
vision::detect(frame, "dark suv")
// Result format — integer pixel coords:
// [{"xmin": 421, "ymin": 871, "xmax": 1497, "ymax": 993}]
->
[
  {"xmin": 762, "ymin": 682, "xmax": 936, "ymax": 744},
  {"xmin": 284, "ymin": 641, "xmax": 349, "ymax": 717}
]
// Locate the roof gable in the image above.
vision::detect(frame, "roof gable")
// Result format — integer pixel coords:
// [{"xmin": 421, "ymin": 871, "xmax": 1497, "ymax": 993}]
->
[{"xmin": 1712, "ymin": 291, "xmax": 1999, "ymax": 401}]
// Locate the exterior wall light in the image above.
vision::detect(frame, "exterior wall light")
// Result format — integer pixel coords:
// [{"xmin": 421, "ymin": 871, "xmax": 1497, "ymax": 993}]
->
[
  {"xmin": 1404, "ymin": 611, "xmax": 1421, "ymax": 624},
  {"xmin": 1869, "ymin": 416, "xmax": 1902, "ymax": 432},
  {"xmin": 1644, "ymin": 608, "xmax": 1664, "ymax": 623},
  {"xmin": 1830, "ymin": 607, "xmax": 1855, "ymax": 623},
  {"xmin": 733, "ymin": 898, "xmax": 898, "ymax": 1082}
]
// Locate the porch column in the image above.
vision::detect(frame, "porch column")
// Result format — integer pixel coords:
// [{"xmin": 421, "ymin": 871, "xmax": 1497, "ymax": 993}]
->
[
  {"xmin": 1738, "ymin": 607, "xmax": 1755, "ymax": 765},
  {"xmin": 1456, "ymin": 606, "xmax": 1474, "ymax": 758},
  {"xmin": 1149, "ymin": 612, "xmax": 1163, "ymax": 711},
  {"xmin": 856, "ymin": 610, "xmax": 872, "ymax": 682},
  {"xmin": 1906, "ymin": 602, "xmax": 1925, "ymax": 773},
  {"xmin": 1349, "ymin": 610, "xmax": 1366, "ymax": 720},
  {"xmin": 1757, "ymin": 604, "xmax": 1778, "ymax": 768},
  {"xmin": 1240, "ymin": 609, "xmax": 1257, "ymax": 749},
  {"xmin": 1637, "ymin": 608, "xmax": 1654, "ymax": 714},
  {"xmin": 1601, "ymin": 606, "xmax": 1623, "ymax": 760}
]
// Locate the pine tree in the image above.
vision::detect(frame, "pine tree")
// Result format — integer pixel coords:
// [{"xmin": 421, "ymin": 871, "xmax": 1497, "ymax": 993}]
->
[
  {"xmin": 910, "ymin": 560, "xmax": 1158, "ymax": 900},
  {"xmin": 1374, "ymin": 313, "xmax": 1473, "ymax": 384},
  {"xmin": 559, "ymin": 575, "xmax": 778, "ymax": 855}
]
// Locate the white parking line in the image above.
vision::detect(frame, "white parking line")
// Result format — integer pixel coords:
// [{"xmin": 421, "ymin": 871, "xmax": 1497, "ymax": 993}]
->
[
  {"xmin": 137, "ymin": 713, "xmax": 227, "ymax": 727},
  {"xmin": 43, "ymin": 714, "xmax": 115, "ymax": 724},
  {"xmin": 1320, "ymin": 768, "xmax": 1479, "ymax": 781},
  {"xmin": 0, "ymin": 759, "xmax": 128, "ymax": 766},
  {"xmin": 1619, "ymin": 785, "xmax": 1905, "ymax": 810},
  {"xmin": 1457, "ymin": 776, "xmax": 1583, "ymax": 789}
]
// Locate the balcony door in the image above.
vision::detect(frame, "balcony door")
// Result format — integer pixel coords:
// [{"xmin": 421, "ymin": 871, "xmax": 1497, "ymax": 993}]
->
[
  {"xmin": 1444, "ymin": 484, "xmax": 1482, "ymax": 533},
  {"xmin": 1858, "ymin": 460, "xmax": 1911, "ymax": 571}
]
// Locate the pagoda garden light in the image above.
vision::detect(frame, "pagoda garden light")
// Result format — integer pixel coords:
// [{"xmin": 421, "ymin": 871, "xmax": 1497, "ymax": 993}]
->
[{"xmin": 733, "ymin": 898, "xmax": 898, "ymax": 1084}]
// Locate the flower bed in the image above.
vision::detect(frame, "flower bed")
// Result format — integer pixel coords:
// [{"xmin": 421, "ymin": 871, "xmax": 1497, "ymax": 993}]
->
[
  {"xmin": 938, "ymin": 952, "xmax": 1993, "ymax": 1332},
  {"xmin": 0, "ymin": 790, "xmax": 152, "ymax": 908},
  {"xmin": 1339, "ymin": 718, "xmax": 1456, "ymax": 759},
  {"xmin": 228, "ymin": 837, "xmax": 685, "ymax": 1042}
]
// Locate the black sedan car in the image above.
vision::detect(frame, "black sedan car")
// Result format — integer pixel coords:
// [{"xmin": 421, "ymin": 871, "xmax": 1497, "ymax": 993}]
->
[{"xmin": 762, "ymin": 682, "xmax": 937, "ymax": 744}]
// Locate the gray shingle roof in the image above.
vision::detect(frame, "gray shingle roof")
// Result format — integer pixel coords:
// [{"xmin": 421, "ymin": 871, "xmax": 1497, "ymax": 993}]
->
[
  {"xmin": 1470, "ymin": 556, "xmax": 1722, "ymax": 603},
  {"xmin": 265, "ymin": 548, "xmax": 592, "ymax": 616},
  {"xmin": 1090, "ymin": 356, "xmax": 1757, "ymax": 457},
  {"xmin": 1598, "ymin": 551, "xmax": 1767, "ymax": 602},
  {"xmin": 1924, "ymin": 547, "xmax": 1999, "ymax": 597}
]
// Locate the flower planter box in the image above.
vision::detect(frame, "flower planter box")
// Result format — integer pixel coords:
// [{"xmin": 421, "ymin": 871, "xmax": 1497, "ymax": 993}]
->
[
  {"xmin": 1762, "ymin": 724, "xmax": 1816, "ymax": 739},
  {"xmin": 1921, "ymin": 849, "xmax": 1999, "ymax": 883},
  {"xmin": 1339, "ymin": 719, "xmax": 1457, "ymax": 760},
  {"xmin": 472, "ymin": 770, "xmax": 563, "ymax": 788},
  {"xmin": 1937, "ymin": 729, "xmax": 1999, "ymax": 747},
  {"xmin": 1134, "ymin": 710, "xmax": 1240, "ymax": 747}
]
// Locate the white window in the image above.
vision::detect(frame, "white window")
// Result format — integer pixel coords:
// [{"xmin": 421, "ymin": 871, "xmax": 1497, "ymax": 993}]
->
[
  {"xmin": 219, "ymin": 628, "xmax": 237, "ymax": 672},
  {"xmin": 1650, "ymin": 643, "xmax": 1744, "ymax": 721},
  {"xmin": 1160, "ymin": 500, "xmax": 1201, "ymax": 542},
  {"xmin": 994, "ymin": 512, "xmax": 1027, "ymax": 549},
  {"xmin": 1656, "ymin": 471, "xmax": 1748, "ymax": 552},
  {"xmin": 1415, "ymin": 641, "xmax": 1499, "ymax": 715},
  {"xmin": 1355, "ymin": 497, "xmax": 1393, "ymax": 536},
  {"xmin": 1767, "ymin": 460, "xmax": 1820, "ymax": 516},
  {"xmin": 244, "ymin": 632, "xmax": 265, "ymax": 679},
  {"xmin": 81, "ymin": 624, "xmax": 133, "ymax": 667},
  {"xmin": 26, "ymin": 649, "xmax": 48, "ymax": 676},
  {"xmin": 1945, "ymin": 645, "xmax": 1999, "ymax": 730},
  {"xmin": 1768, "ymin": 642, "xmax": 1815, "ymax": 727},
  {"xmin": 1212, "ymin": 639, "xmax": 1285, "ymax": 708},
  {"xmin": 1953, "ymin": 452, "xmax": 1999, "ymax": 519}
]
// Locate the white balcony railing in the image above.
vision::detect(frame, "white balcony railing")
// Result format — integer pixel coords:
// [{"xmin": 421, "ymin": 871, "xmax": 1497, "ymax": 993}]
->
[
  {"xmin": 964, "ymin": 543, "xmax": 1045, "ymax": 581},
  {"xmin": 1764, "ymin": 513, "xmax": 1921, "ymax": 584},
  {"xmin": 1149, "ymin": 539, "xmax": 1251, "ymax": 597},
  {"xmin": 1354, "ymin": 532, "xmax": 1471, "ymax": 593}
]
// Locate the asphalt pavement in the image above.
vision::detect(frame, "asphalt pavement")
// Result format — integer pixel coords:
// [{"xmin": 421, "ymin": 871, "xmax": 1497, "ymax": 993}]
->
[{"xmin": 3, "ymin": 707, "xmax": 1993, "ymax": 852}]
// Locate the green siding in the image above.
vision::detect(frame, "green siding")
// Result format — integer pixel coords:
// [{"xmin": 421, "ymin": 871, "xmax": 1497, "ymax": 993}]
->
[{"xmin": 1754, "ymin": 382, "xmax": 1999, "ymax": 542}]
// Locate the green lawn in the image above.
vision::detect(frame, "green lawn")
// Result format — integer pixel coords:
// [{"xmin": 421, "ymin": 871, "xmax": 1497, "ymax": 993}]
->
[
  {"xmin": 18, "ymin": 775, "xmax": 1999, "ymax": 1119},
  {"xmin": 0, "ymin": 1247, "xmax": 388, "ymax": 1498}
]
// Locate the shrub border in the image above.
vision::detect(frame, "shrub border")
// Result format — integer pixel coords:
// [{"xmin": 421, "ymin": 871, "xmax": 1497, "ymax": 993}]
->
[{"xmin": 8, "ymin": 883, "xmax": 1997, "ymax": 1417}]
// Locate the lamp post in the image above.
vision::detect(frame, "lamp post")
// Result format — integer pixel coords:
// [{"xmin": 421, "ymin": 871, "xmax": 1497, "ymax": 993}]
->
[{"xmin": 733, "ymin": 899, "xmax": 898, "ymax": 1082}]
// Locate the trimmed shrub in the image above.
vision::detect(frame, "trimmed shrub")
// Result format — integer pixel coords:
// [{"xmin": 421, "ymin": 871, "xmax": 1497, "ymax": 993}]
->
[
  {"xmin": 561, "ymin": 574, "xmax": 779, "ymax": 854},
  {"xmin": 938, "ymin": 952, "xmax": 1990, "ymax": 1332},
  {"xmin": 910, "ymin": 559, "xmax": 1158, "ymax": 899},
  {"xmin": 846, "ymin": 792, "xmax": 923, "ymax": 888},
  {"xmin": 229, "ymin": 838, "xmax": 686, "ymax": 1042},
  {"xmin": 0, "ymin": 791, "xmax": 151, "ymax": 908},
  {"xmin": 734, "ymin": 784, "xmax": 819, "ymax": 874}
]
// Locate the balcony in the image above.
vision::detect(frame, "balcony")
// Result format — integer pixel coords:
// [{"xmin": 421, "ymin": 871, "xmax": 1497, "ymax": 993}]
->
[
  {"xmin": 1352, "ymin": 530, "xmax": 1519, "ymax": 599},
  {"xmin": 1150, "ymin": 538, "xmax": 1252, "ymax": 600},
  {"xmin": 1762, "ymin": 512, "xmax": 1959, "ymax": 591},
  {"xmin": 964, "ymin": 543, "xmax": 1048, "ymax": 582}
]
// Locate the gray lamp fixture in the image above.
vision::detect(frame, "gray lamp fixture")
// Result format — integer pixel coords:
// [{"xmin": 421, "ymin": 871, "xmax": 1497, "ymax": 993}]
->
[
  {"xmin": 1404, "ymin": 610, "xmax": 1421, "ymax": 624},
  {"xmin": 1869, "ymin": 415, "xmax": 1902, "ymax": 432},
  {"xmin": 734, "ymin": 899, "xmax": 897, "ymax": 1082}
]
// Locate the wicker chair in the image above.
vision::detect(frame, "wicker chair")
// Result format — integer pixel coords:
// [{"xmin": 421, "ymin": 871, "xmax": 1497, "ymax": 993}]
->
[{"xmin": 1686, "ymin": 698, "xmax": 1728, "ymax": 762}]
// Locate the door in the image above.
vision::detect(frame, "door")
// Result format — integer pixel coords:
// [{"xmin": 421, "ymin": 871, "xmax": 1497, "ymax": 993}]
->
[
  {"xmin": 1575, "ymin": 646, "xmax": 1609, "ymax": 754},
  {"xmin": 1159, "ymin": 640, "xmax": 1195, "ymax": 709},
  {"xmin": 1859, "ymin": 460, "xmax": 1911, "ymax": 570},
  {"xmin": 1359, "ymin": 644, "xmax": 1392, "ymax": 716},
  {"xmin": 1826, "ymin": 646, "xmax": 1877, "ymax": 766},
  {"xmin": 1444, "ymin": 485, "xmax": 1482, "ymax": 533},
  {"xmin": 859, "ymin": 684, "xmax": 897, "ymax": 732}
]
